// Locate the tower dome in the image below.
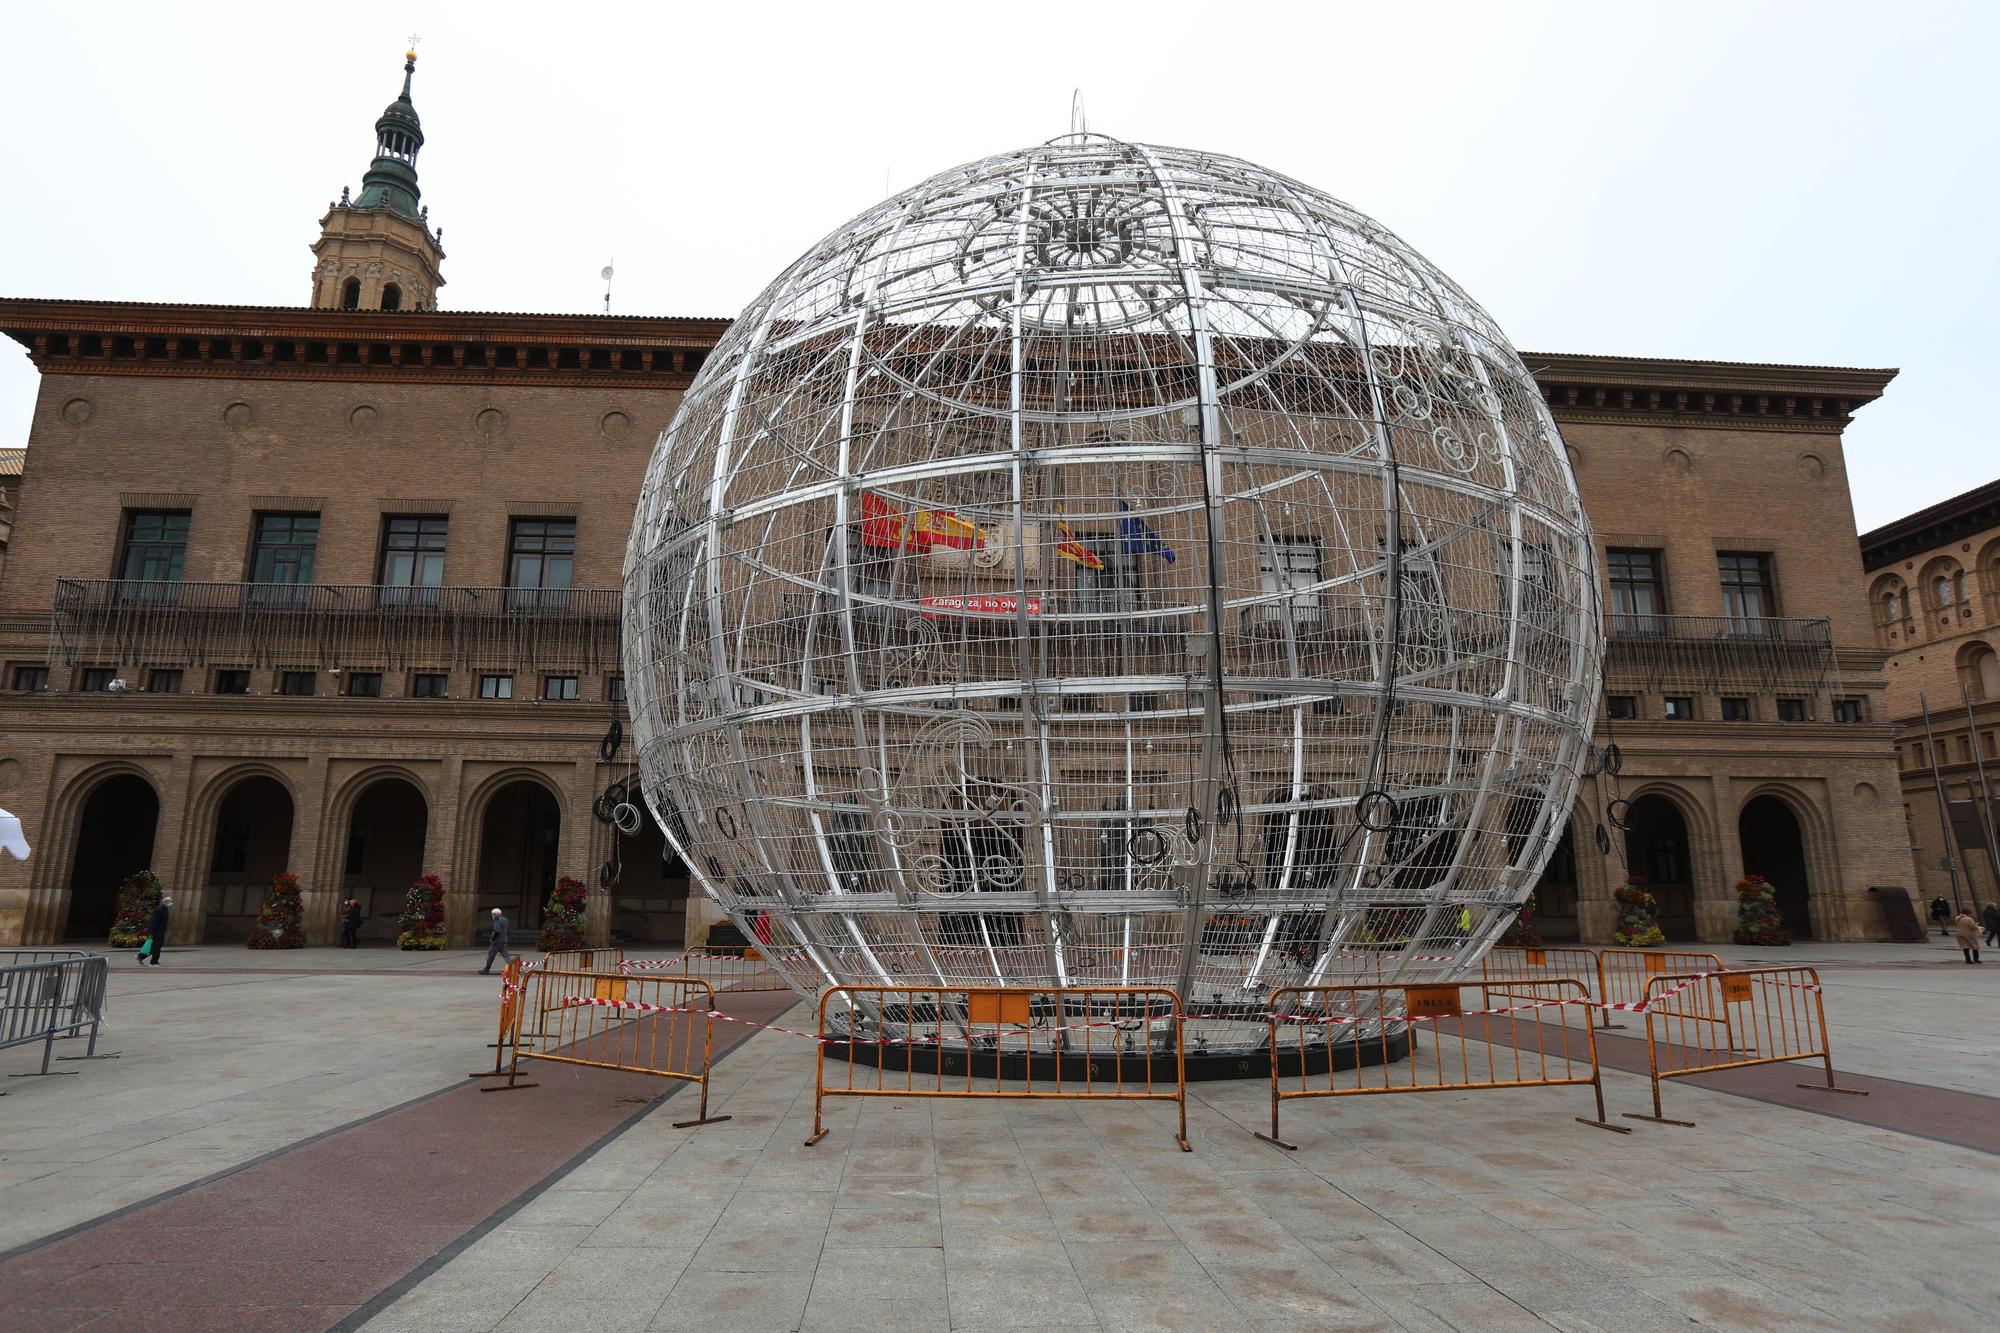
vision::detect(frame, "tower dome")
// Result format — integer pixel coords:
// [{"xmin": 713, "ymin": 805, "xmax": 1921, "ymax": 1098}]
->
[
  {"xmin": 624, "ymin": 136, "xmax": 1601, "ymax": 1055},
  {"xmin": 354, "ymin": 50, "xmax": 426, "ymax": 220}
]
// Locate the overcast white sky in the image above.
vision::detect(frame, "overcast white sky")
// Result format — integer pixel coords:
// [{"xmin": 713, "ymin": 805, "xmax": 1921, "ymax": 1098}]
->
[{"xmin": 0, "ymin": 1, "xmax": 1990, "ymax": 532}]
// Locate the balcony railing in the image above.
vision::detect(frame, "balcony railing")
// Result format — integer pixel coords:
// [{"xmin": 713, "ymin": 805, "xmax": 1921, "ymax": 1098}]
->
[
  {"xmin": 1603, "ymin": 613, "xmax": 1840, "ymax": 698},
  {"xmin": 51, "ymin": 579, "xmax": 622, "ymax": 674}
]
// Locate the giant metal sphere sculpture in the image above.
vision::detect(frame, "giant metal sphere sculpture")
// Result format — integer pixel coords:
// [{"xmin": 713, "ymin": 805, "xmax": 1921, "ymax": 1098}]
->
[{"xmin": 625, "ymin": 136, "xmax": 1600, "ymax": 1056}]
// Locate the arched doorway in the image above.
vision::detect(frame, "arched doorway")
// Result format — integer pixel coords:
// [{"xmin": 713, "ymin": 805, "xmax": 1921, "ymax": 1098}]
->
[
  {"xmin": 203, "ymin": 776, "xmax": 296, "ymax": 941},
  {"xmin": 476, "ymin": 780, "xmax": 561, "ymax": 930},
  {"xmin": 1529, "ymin": 823, "xmax": 1580, "ymax": 942},
  {"xmin": 609, "ymin": 790, "xmax": 690, "ymax": 945},
  {"xmin": 1740, "ymin": 795, "xmax": 1813, "ymax": 939},
  {"xmin": 1624, "ymin": 794, "xmax": 1697, "ymax": 941},
  {"xmin": 65, "ymin": 774, "xmax": 160, "ymax": 940},
  {"xmin": 344, "ymin": 777, "xmax": 429, "ymax": 942}
]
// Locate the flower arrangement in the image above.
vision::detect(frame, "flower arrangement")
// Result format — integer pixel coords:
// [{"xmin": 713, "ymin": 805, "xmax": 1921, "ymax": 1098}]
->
[
  {"xmin": 1499, "ymin": 893, "xmax": 1543, "ymax": 948},
  {"xmin": 397, "ymin": 873, "xmax": 447, "ymax": 950},
  {"xmin": 1613, "ymin": 874, "xmax": 1666, "ymax": 947},
  {"xmin": 107, "ymin": 870, "xmax": 164, "ymax": 947},
  {"xmin": 247, "ymin": 871, "xmax": 305, "ymax": 949},
  {"xmin": 1732, "ymin": 873, "xmax": 1792, "ymax": 945},
  {"xmin": 537, "ymin": 875, "xmax": 588, "ymax": 952}
]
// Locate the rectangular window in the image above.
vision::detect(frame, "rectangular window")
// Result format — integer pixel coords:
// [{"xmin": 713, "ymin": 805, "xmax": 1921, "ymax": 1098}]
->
[
  {"xmin": 607, "ymin": 675, "xmax": 627, "ymax": 703},
  {"xmin": 279, "ymin": 670, "xmax": 317, "ymax": 696},
  {"xmin": 1131, "ymin": 692, "xmax": 1162, "ymax": 713},
  {"xmin": 542, "ymin": 674, "xmax": 578, "ymax": 701},
  {"xmin": 1606, "ymin": 694, "xmax": 1639, "ymax": 720},
  {"xmin": 11, "ymin": 665, "xmax": 48, "ymax": 691},
  {"xmin": 1777, "ymin": 697, "xmax": 1809, "ymax": 722},
  {"xmin": 147, "ymin": 669, "xmax": 182, "ymax": 694},
  {"xmin": 1718, "ymin": 551, "xmax": 1776, "ymax": 621},
  {"xmin": 79, "ymin": 667, "xmax": 117, "ymax": 692},
  {"xmin": 249, "ymin": 512, "xmax": 320, "ymax": 605},
  {"xmin": 1257, "ymin": 535, "xmax": 1322, "ymax": 624},
  {"xmin": 378, "ymin": 515, "xmax": 448, "ymax": 602},
  {"xmin": 210, "ymin": 823, "xmax": 250, "ymax": 875},
  {"xmin": 214, "ymin": 668, "xmax": 251, "ymax": 695},
  {"xmin": 345, "ymin": 671, "xmax": 382, "ymax": 698},
  {"xmin": 411, "ymin": 672, "xmax": 448, "ymax": 698},
  {"xmin": 507, "ymin": 518, "xmax": 575, "ymax": 599},
  {"xmin": 1664, "ymin": 695, "xmax": 1695, "ymax": 721},
  {"xmin": 119, "ymin": 510, "xmax": 191, "ymax": 584},
  {"xmin": 1311, "ymin": 695, "xmax": 1345, "ymax": 717},
  {"xmin": 1833, "ymin": 697, "xmax": 1864, "ymax": 724},
  {"xmin": 479, "ymin": 673, "xmax": 514, "ymax": 699},
  {"xmin": 1720, "ymin": 696, "xmax": 1751, "ymax": 722},
  {"xmin": 1606, "ymin": 548, "xmax": 1666, "ymax": 633}
]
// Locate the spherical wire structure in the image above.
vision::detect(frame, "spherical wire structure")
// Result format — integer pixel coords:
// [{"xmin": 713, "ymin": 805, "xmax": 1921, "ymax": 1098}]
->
[{"xmin": 624, "ymin": 135, "xmax": 1601, "ymax": 1069}]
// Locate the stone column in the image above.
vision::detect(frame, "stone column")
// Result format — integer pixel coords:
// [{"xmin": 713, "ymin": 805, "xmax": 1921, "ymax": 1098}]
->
[
  {"xmin": 294, "ymin": 757, "xmax": 335, "ymax": 946},
  {"xmin": 1696, "ymin": 778, "xmax": 1742, "ymax": 945},
  {"xmin": 573, "ymin": 762, "xmax": 611, "ymax": 948},
  {"xmin": 431, "ymin": 758, "xmax": 469, "ymax": 947},
  {"xmin": 156, "ymin": 753, "xmax": 200, "ymax": 947}
]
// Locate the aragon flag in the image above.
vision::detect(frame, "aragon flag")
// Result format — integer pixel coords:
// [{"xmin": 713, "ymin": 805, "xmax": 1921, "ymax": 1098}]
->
[{"xmin": 860, "ymin": 491, "xmax": 984, "ymax": 552}]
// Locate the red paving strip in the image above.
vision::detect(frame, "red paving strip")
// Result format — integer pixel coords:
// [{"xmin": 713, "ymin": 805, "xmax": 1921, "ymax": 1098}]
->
[
  {"xmin": 0, "ymin": 987, "xmax": 800, "ymax": 1333},
  {"xmin": 1436, "ymin": 1013, "xmax": 2000, "ymax": 1155}
]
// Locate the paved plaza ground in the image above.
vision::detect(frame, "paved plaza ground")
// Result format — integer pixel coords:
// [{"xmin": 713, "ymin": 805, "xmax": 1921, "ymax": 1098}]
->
[{"xmin": 0, "ymin": 938, "xmax": 1996, "ymax": 1331}]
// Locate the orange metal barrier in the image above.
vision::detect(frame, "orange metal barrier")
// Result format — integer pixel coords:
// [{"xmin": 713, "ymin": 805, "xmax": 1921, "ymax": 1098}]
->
[
  {"xmin": 1597, "ymin": 948, "xmax": 1727, "ymax": 1031},
  {"xmin": 660, "ymin": 945, "xmax": 790, "ymax": 992},
  {"xmin": 1255, "ymin": 979, "xmax": 1629, "ymax": 1149},
  {"xmin": 537, "ymin": 947, "xmax": 625, "ymax": 973},
  {"xmin": 805, "ymin": 985, "xmax": 1189, "ymax": 1151},
  {"xmin": 1480, "ymin": 946, "xmax": 1609, "ymax": 1029},
  {"xmin": 1625, "ymin": 965, "xmax": 1867, "ymax": 1126},
  {"xmin": 470, "ymin": 957, "xmax": 526, "ymax": 1079},
  {"xmin": 482, "ymin": 968, "xmax": 731, "ymax": 1129}
]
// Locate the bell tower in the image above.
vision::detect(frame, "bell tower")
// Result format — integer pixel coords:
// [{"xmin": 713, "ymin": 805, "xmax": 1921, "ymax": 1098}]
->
[{"xmin": 310, "ymin": 49, "xmax": 446, "ymax": 311}]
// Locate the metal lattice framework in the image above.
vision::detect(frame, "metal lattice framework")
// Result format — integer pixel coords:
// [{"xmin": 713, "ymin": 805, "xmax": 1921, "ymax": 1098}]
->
[{"xmin": 624, "ymin": 136, "xmax": 1601, "ymax": 1055}]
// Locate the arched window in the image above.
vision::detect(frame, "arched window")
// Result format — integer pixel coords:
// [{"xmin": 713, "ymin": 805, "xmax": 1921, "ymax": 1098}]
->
[
  {"xmin": 1882, "ymin": 590, "xmax": 1901, "ymax": 624},
  {"xmin": 1961, "ymin": 642, "xmax": 2000, "ymax": 701},
  {"xmin": 1955, "ymin": 570, "xmax": 1967, "ymax": 606},
  {"xmin": 380, "ymin": 283, "xmax": 402, "ymax": 312},
  {"xmin": 1935, "ymin": 575, "xmax": 1954, "ymax": 607},
  {"xmin": 341, "ymin": 277, "xmax": 360, "ymax": 310}
]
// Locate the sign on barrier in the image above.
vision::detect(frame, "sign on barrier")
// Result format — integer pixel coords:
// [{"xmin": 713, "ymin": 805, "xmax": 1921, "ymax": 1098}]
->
[
  {"xmin": 1481, "ymin": 946, "xmax": 1610, "ymax": 1029},
  {"xmin": 469, "ymin": 957, "xmax": 526, "ymax": 1079},
  {"xmin": 1625, "ymin": 964, "xmax": 1867, "ymax": 1126},
  {"xmin": 1255, "ymin": 979, "xmax": 1629, "ymax": 1149},
  {"xmin": 482, "ymin": 968, "xmax": 732, "ymax": 1129},
  {"xmin": 805, "ymin": 985, "xmax": 1190, "ymax": 1151}
]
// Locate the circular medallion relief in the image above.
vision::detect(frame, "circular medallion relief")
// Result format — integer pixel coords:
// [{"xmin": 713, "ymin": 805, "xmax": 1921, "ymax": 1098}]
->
[
  {"xmin": 1853, "ymin": 781, "xmax": 1878, "ymax": 809},
  {"xmin": 223, "ymin": 401, "xmax": 253, "ymax": 431},
  {"xmin": 348, "ymin": 404, "xmax": 381, "ymax": 433},
  {"xmin": 1796, "ymin": 452, "xmax": 1825, "ymax": 481},
  {"xmin": 60, "ymin": 397, "xmax": 92, "ymax": 427},
  {"xmin": 600, "ymin": 410, "xmax": 633, "ymax": 439},
  {"xmin": 475, "ymin": 407, "xmax": 509, "ymax": 438}
]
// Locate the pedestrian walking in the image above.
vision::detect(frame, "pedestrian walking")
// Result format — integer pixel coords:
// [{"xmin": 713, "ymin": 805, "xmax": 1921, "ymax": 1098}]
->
[
  {"xmin": 481, "ymin": 907, "xmax": 512, "ymax": 974},
  {"xmin": 140, "ymin": 895, "xmax": 171, "ymax": 966},
  {"xmin": 1983, "ymin": 902, "xmax": 2000, "ymax": 949},
  {"xmin": 340, "ymin": 897, "xmax": 363, "ymax": 948},
  {"xmin": 1930, "ymin": 895, "xmax": 1952, "ymax": 937},
  {"xmin": 1953, "ymin": 909, "xmax": 1983, "ymax": 964}
]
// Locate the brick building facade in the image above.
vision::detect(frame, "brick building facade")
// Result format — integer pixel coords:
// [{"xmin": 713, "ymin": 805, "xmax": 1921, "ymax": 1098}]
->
[
  {"xmin": 0, "ymin": 55, "xmax": 1922, "ymax": 949},
  {"xmin": 1860, "ymin": 480, "xmax": 2000, "ymax": 915}
]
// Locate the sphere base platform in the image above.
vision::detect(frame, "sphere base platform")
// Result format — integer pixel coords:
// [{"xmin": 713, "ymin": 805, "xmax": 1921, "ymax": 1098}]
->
[{"xmin": 820, "ymin": 1028, "xmax": 1414, "ymax": 1082}]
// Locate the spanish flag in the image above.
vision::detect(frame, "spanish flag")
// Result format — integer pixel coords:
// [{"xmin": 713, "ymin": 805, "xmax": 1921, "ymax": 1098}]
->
[{"xmin": 860, "ymin": 492, "xmax": 985, "ymax": 552}]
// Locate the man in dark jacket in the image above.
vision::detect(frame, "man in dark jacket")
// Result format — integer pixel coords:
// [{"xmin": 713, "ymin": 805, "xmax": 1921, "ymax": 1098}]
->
[
  {"xmin": 340, "ymin": 898, "xmax": 363, "ymax": 948},
  {"xmin": 141, "ymin": 896, "xmax": 171, "ymax": 965},
  {"xmin": 480, "ymin": 907, "xmax": 512, "ymax": 974},
  {"xmin": 1983, "ymin": 902, "xmax": 2000, "ymax": 948}
]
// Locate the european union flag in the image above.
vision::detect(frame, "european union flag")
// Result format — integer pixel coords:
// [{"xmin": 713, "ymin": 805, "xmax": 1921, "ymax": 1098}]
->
[{"xmin": 1117, "ymin": 501, "xmax": 1177, "ymax": 563}]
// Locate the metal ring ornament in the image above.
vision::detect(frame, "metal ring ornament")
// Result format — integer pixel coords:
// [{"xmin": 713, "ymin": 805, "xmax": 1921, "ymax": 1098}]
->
[
  {"xmin": 612, "ymin": 802, "xmax": 643, "ymax": 836},
  {"xmin": 1594, "ymin": 823, "xmax": 1612, "ymax": 855},
  {"xmin": 1605, "ymin": 798, "xmax": 1633, "ymax": 832},
  {"xmin": 1184, "ymin": 806, "xmax": 1204, "ymax": 845},
  {"xmin": 599, "ymin": 719, "xmax": 624, "ymax": 762},
  {"xmin": 1356, "ymin": 790, "xmax": 1398, "ymax": 832},
  {"xmin": 598, "ymin": 860, "xmax": 620, "ymax": 889},
  {"xmin": 714, "ymin": 807, "xmax": 738, "ymax": 841},
  {"xmin": 1583, "ymin": 745, "xmax": 1604, "ymax": 778},
  {"xmin": 1127, "ymin": 827, "xmax": 1167, "ymax": 866},
  {"xmin": 1602, "ymin": 743, "xmax": 1623, "ymax": 776}
]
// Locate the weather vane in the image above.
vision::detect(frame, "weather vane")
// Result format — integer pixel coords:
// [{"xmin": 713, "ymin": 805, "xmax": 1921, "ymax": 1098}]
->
[{"xmin": 406, "ymin": 32, "xmax": 421, "ymax": 60}]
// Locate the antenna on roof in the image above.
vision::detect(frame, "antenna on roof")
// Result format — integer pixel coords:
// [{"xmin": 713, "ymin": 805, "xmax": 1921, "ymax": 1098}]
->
[{"xmin": 601, "ymin": 261, "xmax": 614, "ymax": 314}]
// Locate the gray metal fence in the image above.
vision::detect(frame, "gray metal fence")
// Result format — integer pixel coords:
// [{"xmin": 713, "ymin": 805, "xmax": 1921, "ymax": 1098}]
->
[{"xmin": 0, "ymin": 952, "xmax": 110, "ymax": 1080}]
